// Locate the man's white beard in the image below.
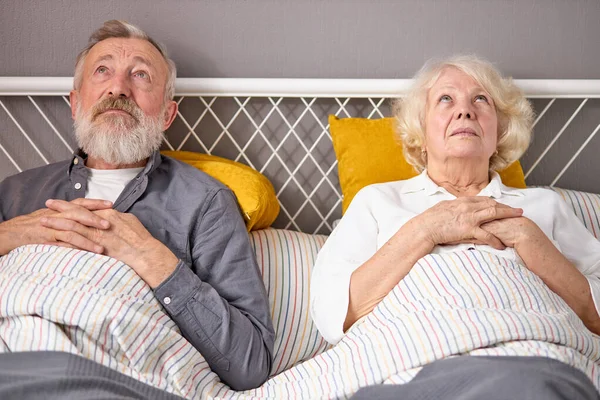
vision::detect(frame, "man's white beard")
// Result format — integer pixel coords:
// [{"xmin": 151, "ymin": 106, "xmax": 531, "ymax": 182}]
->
[{"xmin": 74, "ymin": 98, "xmax": 166, "ymax": 165}]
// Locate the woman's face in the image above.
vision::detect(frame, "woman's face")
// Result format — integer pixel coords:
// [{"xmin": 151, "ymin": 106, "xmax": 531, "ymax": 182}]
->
[{"xmin": 423, "ymin": 67, "xmax": 498, "ymax": 169}]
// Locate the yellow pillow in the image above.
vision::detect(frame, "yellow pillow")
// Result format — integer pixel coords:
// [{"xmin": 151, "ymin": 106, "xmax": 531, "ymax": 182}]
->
[
  {"xmin": 329, "ymin": 116, "xmax": 527, "ymax": 214},
  {"xmin": 161, "ymin": 151, "xmax": 280, "ymax": 231}
]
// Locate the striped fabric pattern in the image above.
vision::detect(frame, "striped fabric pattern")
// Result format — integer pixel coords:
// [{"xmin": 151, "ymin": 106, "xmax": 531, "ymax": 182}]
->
[
  {"xmin": 0, "ymin": 245, "xmax": 218, "ymax": 399},
  {"xmin": 208, "ymin": 248, "xmax": 600, "ymax": 399},
  {"xmin": 226, "ymin": 249, "xmax": 600, "ymax": 399},
  {"xmin": 249, "ymin": 228, "xmax": 332, "ymax": 376},
  {"xmin": 548, "ymin": 186, "xmax": 600, "ymax": 239},
  {"xmin": 1, "ymin": 240, "xmax": 600, "ymax": 399}
]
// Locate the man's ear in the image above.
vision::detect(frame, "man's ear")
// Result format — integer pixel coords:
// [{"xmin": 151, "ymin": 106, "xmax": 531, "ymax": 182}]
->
[
  {"xmin": 162, "ymin": 100, "xmax": 178, "ymax": 131},
  {"xmin": 69, "ymin": 90, "xmax": 78, "ymax": 120}
]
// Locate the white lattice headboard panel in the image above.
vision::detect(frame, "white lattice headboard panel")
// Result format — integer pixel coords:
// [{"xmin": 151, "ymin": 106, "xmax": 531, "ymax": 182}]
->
[{"xmin": 1, "ymin": 78, "xmax": 600, "ymax": 233}]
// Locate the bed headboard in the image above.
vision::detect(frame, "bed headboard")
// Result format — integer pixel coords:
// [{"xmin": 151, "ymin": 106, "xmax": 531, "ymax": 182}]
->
[{"xmin": 1, "ymin": 77, "xmax": 600, "ymax": 234}]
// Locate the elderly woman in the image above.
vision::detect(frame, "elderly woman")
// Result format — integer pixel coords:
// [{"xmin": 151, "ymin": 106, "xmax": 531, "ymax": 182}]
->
[{"xmin": 310, "ymin": 55, "xmax": 600, "ymax": 399}]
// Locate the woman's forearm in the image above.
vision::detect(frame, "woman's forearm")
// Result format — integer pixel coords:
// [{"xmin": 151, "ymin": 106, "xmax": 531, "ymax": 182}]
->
[
  {"xmin": 516, "ymin": 234, "xmax": 600, "ymax": 334},
  {"xmin": 344, "ymin": 218, "xmax": 434, "ymax": 331}
]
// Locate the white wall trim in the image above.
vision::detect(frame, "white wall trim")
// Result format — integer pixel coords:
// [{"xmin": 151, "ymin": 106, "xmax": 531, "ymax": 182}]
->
[{"xmin": 2, "ymin": 77, "xmax": 600, "ymax": 98}]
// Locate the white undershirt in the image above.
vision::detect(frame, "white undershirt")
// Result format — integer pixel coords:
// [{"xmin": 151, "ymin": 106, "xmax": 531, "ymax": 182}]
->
[{"xmin": 85, "ymin": 167, "xmax": 144, "ymax": 204}]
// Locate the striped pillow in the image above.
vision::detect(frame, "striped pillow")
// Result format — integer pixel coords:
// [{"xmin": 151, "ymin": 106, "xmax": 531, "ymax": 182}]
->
[
  {"xmin": 249, "ymin": 228, "xmax": 332, "ymax": 376},
  {"xmin": 547, "ymin": 187, "xmax": 600, "ymax": 239}
]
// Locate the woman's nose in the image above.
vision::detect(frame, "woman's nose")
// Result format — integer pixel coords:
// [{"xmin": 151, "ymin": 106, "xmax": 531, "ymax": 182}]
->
[{"xmin": 455, "ymin": 101, "xmax": 475, "ymax": 120}]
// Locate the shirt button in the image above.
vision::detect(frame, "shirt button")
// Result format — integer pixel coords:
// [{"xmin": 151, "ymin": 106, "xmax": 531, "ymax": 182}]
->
[
  {"xmin": 468, "ymin": 246, "xmax": 475, "ymax": 250},
  {"xmin": 74, "ymin": 182, "xmax": 82, "ymax": 190},
  {"xmin": 73, "ymin": 158, "xmax": 79, "ymax": 165},
  {"xmin": 164, "ymin": 297, "xmax": 171, "ymax": 305}
]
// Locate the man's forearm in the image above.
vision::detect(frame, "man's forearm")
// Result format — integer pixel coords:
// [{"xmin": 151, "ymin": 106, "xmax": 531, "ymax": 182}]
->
[
  {"xmin": 0, "ymin": 220, "xmax": 19, "ymax": 256},
  {"xmin": 0, "ymin": 221, "xmax": 9, "ymax": 256},
  {"xmin": 154, "ymin": 262, "xmax": 273, "ymax": 390}
]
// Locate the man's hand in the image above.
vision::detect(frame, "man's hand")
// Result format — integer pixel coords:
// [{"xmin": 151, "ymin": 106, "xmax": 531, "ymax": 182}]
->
[
  {"xmin": 0, "ymin": 198, "xmax": 112, "ymax": 256},
  {"xmin": 42, "ymin": 208, "xmax": 178, "ymax": 288}
]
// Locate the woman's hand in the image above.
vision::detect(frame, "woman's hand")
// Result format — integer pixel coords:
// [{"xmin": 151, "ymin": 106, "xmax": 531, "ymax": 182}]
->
[
  {"xmin": 483, "ymin": 216, "xmax": 600, "ymax": 334},
  {"xmin": 480, "ymin": 216, "xmax": 544, "ymax": 250},
  {"xmin": 416, "ymin": 197, "xmax": 523, "ymax": 250}
]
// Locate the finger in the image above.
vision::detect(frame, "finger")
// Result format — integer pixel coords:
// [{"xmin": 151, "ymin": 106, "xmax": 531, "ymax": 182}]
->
[
  {"xmin": 42, "ymin": 241, "xmax": 77, "ymax": 250},
  {"xmin": 47, "ymin": 198, "xmax": 112, "ymax": 212},
  {"xmin": 445, "ymin": 239, "xmax": 489, "ymax": 246},
  {"xmin": 472, "ymin": 228, "xmax": 506, "ymax": 250},
  {"xmin": 52, "ymin": 229, "xmax": 104, "ymax": 254},
  {"xmin": 70, "ymin": 198, "xmax": 113, "ymax": 211},
  {"xmin": 41, "ymin": 215, "xmax": 88, "ymax": 233},
  {"xmin": 45, "ymin": 199, "xmax": 110, "ymax": 229},
  {"xmin": 41, "ymin": 217, "xmax": 107, "ymax": 252},
  {"xmin": 475, "ymin": 206, "xmax": 523, "ymax": 223}
]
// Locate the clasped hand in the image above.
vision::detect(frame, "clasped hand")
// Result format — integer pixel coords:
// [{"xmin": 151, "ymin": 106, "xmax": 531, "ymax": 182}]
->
[
  {"xmin": 418, "ymin": 196, "xmax": 538, "ymax": 250},
  {"xmin": 2, "ymin": 198, "xmax": 177, "ymax": 288}
]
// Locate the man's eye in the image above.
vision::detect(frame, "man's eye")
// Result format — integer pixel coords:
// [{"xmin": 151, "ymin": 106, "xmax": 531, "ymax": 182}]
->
[
  {"xmin": 439, "ymin": 95, "xmax": 452, "ymax": 102},
  {"xmin": 475, "ymin": 94, "xmax": 489, "ymax": 103},
  {"xmin": 96, "ymin": 66, "xmax": 108, "ymax": 74},
  {"xmin": 134, "ymin": 71, "xmax": 148, "ymax": 79}
]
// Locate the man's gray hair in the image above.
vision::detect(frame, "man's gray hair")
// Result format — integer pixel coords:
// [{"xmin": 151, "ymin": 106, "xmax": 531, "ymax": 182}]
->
[{"xmin": 73, "ymin": 20, "xmax": 176, "ymax": 101}]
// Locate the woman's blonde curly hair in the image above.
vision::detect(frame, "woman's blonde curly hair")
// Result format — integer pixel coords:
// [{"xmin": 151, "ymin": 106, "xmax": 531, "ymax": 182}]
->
[{"xmin": 392, "ymin": 55, "xmax": 534, "ymax": 172}]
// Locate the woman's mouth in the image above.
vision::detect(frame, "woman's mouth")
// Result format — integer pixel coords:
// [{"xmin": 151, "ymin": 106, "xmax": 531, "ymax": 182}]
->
[{"xmin": 450, "ymin": 128, "xmax": 478, "ymax": 137}]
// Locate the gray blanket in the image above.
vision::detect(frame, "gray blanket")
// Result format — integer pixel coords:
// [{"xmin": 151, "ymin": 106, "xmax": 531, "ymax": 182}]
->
[{"xmin": 0, "ymin": 352, "xmax": 185, "ymax": 400}]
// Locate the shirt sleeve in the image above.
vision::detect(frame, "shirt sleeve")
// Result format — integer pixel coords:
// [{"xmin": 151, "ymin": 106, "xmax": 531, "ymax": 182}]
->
[
  {"xmin": 548, "ymin": 191, "xmax": 600, "ymax": 316},
  {"xmin": 153, "ymin": 189, "xmax": 274, "ymax": 391},
  {"xmin": 310, "ymin": 186, "xmax": 381, "ymax": 345}
]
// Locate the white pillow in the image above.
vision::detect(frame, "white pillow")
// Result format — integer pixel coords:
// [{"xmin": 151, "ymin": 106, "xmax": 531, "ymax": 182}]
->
[
  {"xmin": 249, "ymin": 228, "xmax": 332, "ymax": 376},
  {"xmin": 547, "ymin": 187, "xmax": 600, "ymax": 239}
]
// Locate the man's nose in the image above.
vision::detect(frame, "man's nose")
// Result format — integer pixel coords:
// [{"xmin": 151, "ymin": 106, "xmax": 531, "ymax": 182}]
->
[{"xmin": 107, "ymin": 75, "xmax": 131, "ymax": 98}]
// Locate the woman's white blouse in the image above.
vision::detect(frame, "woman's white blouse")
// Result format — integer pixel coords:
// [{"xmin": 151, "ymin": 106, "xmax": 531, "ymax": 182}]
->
[{"xmin": 310, "ymin": 170, "xmax": 600, "ymax": 344}]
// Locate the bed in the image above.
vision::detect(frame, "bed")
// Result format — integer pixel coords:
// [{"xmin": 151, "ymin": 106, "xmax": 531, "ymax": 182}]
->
[{"xmin": 1, "ymin": 77, "xmax": 600, "ymax": 399}]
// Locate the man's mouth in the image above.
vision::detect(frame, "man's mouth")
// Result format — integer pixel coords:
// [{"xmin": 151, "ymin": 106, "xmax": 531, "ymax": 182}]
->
[
  {"xmin": 93, "ymin": 108, "xmax": 137, "ymax": 122},
  {"xmin": 100, "ymin": 109, "xmax": 132, "ymax": 116}
]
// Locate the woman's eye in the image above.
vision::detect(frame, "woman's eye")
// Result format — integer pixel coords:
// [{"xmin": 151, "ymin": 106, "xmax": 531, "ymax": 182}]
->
[
  {"xmin": 475, "ymin": 94, "xmax": 489, "ymax": 103},
  {"xmin": 439, "ymin": 95, "xmax": 452, "ymax": 102},
  {"xmin": 96, "ymin": 66, "xmax": 108, "ymax": 74}
]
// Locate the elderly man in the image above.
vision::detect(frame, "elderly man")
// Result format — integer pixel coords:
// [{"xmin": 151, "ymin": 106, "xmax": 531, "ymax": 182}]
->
[{"xmin": 0, "ymin": 20, "xmax": 274, "ymax": 393}]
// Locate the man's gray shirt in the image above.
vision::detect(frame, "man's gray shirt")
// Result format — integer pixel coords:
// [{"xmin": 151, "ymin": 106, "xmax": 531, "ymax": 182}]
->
[{"xmin": 0, "ymin": 151, "xmax": 275, "ymax": 390}]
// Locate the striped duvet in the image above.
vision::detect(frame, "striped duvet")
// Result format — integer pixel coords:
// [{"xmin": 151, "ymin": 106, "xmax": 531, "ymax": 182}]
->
[{"xmin": 2, "ymin": 243, "xmax": 599, "ymax": 399}]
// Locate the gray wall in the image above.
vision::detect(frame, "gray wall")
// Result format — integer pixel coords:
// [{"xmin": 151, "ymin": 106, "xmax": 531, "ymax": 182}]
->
[
  {"xmin": 2, "ymin": 0, "xmax": 600, "ymax": 232},
  {"xmin": 2, "ymin": 0, "xmax": 600, "ymax": 79}
]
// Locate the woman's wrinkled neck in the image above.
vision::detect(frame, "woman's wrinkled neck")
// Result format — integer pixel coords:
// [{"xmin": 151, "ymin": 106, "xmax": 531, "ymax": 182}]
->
[{"xmin": 426, "ymin": 159, "xmax": 491, "ymax": 197}]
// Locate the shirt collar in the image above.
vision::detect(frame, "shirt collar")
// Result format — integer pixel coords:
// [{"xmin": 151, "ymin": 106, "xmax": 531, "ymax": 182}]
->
[
  {"xmin": 482, "ymin": 171, "xmax": 525, "ymax": 198},
  {"xmin": 67, "ymin": 149, "xmax": 162, "ymax": 178},
  {"xmin": 400, "ymin": 170, "xmax": 442, "ymax": 196},
  {"xmin": 400, "ymin": 169, "xmax": 524, "ymax": 198}
]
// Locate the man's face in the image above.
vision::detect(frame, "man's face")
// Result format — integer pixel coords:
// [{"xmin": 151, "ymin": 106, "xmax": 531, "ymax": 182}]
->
[{"xmin": 70, "ymin": 37, "xmax": 177, "ymax": 167}]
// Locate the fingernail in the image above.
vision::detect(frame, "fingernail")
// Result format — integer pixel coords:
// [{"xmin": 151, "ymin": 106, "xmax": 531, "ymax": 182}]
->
[
  {"xmin": 103, "ymin": 201, "xmax": 112, "ymax": 206},
  {"xmin": 46, "ymin": 199, "xmax": 53, "ymax": 205},
  {"xmin": 95, "ymin": 245, "xmax": 103, "ymax": 253},
  {"xmin": 40, "ymin": 217, "xmax": 48, "ymax": 224},
  {"xmin": 101, "ymin": 220, "xmax": 109, "ymax": 228}
]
